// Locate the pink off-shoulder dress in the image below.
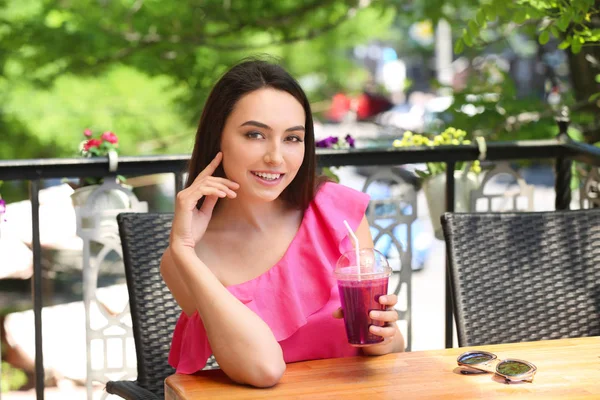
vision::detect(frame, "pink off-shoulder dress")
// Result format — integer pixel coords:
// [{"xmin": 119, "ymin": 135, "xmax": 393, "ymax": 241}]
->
[{"xmin": 168, "ymin": 182, "xmax": 370, "ymax": 374}]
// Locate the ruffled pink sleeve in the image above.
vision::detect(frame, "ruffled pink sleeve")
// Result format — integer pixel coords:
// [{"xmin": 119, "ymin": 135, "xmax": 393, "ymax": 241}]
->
[
  {"xmin": 168, "ymin": 181, "xmax": 370, "ymax": 373},
  {"xmin": 168, "ymin": 311, "xmax": 212, "ymax": 374}
]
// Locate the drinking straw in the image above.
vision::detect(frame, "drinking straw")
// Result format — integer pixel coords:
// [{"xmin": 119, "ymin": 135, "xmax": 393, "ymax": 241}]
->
[{"xmin": 343, "ymin": 219, "xmax": 361, "ymax": 280}]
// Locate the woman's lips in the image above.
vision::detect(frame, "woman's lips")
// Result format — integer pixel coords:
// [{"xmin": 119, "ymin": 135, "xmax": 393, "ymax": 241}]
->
[{"xmin": 251, "ymin": 171, "xmax": 285, "ymax": 186}]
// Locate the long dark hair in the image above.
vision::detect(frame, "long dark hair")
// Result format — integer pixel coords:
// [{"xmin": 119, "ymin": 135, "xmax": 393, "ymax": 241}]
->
[{"xmin": 186, "ymin": 57, "xmax": 317, "ymax": 210}]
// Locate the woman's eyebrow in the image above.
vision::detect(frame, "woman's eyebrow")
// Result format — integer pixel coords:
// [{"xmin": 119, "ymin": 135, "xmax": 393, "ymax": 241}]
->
[
  {"xmin": 285, "ymin": 125, "xmax": 305, "ymax": 132},
  {"xmin": 240, "ymin": 120, "xmax": 305, "ymax": 132},
  {"xmin": 240, "ymin": 120, "xmax": 270, "ymax": 129}
]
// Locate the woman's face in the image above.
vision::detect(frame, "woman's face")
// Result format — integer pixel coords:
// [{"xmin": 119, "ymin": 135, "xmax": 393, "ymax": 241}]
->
[{"xmin": 220, "ymin": 88, "xmax": 306, "ymax": 203}]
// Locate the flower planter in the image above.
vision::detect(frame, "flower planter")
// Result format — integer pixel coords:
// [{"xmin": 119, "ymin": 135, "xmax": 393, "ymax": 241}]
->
[
  {"xmin": 71, "ymin": 184, "xmax": 131, "ymax": 208},
  {"xmin": 422, "ymin": 171, "xmax": 479, "ymax": 240},
  {"xmin": 71, "ymin": 183, "xmax": 134, "ymax": 229}
]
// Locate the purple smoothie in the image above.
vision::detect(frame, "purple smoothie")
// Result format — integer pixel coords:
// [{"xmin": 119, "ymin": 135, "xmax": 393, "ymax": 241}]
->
[{"xmin": 337, "ymin": 275, "xmax": 389, "ymax": 346}]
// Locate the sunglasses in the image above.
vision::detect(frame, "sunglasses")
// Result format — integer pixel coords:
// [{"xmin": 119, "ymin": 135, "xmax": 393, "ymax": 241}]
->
[{"xmin": 457, "ymin": 350, "xmax": 537, "ymax": 383}]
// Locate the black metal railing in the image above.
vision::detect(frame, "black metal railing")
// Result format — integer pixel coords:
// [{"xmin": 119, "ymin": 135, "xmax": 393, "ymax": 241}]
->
[{"xmin": 1, "ymin": 133, "xmax": 599, "ymax": 400}]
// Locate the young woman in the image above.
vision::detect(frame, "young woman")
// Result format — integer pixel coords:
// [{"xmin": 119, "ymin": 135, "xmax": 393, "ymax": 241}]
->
[{"xmin": 160, "ymin": 58, "xmax": 405, "ymax": 388}]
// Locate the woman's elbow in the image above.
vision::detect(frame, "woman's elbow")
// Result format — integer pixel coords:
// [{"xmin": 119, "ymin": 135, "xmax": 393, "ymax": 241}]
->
[
  {"xmin": 236, "ymin": 359, "xmax": 286, "ymax": 388},
  {"xmin": 251, "ymin": 363, "xmax": 286, "ymax": 388}
]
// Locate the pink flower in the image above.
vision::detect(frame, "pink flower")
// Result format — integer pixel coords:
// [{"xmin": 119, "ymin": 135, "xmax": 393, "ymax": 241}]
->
[
  {"xmin": 83, "ymin": 129, "xmax": 93, "ymax": 137},
  {"xmin": 101, "ymin": 131, "xmax": 118, "ymax": 144},
  {"xmin": 84, "ymin": 139, "xmax": 102, "ymax": 151}
]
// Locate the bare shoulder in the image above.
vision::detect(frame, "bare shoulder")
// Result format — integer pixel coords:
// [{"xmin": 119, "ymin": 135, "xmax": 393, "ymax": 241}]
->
[{"xmin": 355, "ymin": 215, "xmax": 374, "ymax": 248}]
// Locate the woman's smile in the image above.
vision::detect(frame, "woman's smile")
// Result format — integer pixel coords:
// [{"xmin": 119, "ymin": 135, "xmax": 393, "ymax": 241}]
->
[{"xmin": 251, "ymin": 171, "xmax": 285, "ymax": 186}]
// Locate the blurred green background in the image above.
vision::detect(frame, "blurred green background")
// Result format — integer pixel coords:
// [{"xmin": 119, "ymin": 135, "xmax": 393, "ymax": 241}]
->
[{"xmin": 1, "ymin": 0, "xmax": 599, "ymax": 186}]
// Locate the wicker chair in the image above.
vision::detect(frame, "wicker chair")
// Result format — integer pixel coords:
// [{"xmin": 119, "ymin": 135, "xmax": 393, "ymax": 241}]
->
[
  {"xmin": 441, "ymin": 209, "xmax": 600, "ymax": 347},
  {"xmin": 106, "ymin": 213, "xmax": 178, "ymax": 399}
]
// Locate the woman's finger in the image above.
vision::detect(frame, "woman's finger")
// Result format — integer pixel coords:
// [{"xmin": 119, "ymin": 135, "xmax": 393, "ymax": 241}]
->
[
  {"xmin": 177, "ymin": 186, "xmax": 226, "ymax": 210},
  {"xmin": 199, "ymin": 194, "xmax": 219, "ymax": 216},
  {"xmin": 377, "ymin": 294, "xmax": 398, "ymax": 307},
  {"xmin": 196, "ymin": 186, "xmax": 227, "ymax": 199},
  {"xmin": 369, "ymin": 310, "xmax": 399, "ymax": 323},
  {"xmin": 369, "ymin": 324, "xmax": 397, "ymax": 338},
  {"xmin": 332, "ymin": 307, "xmax": 344, "ymax": 319},
  {"xmin": 194, "ymin": 152, "xmax": 223, "ymax": 182},
  {"xmin": 202, "ymin": 180, "xmax": 238, "ymax": 198},
  {"xmin": 186, "ymin": 175, "xmax": 238, "ymax": 199},
  {"xmin": 205, "ymin": 176, "xmax": 240, "ymax": 190}
]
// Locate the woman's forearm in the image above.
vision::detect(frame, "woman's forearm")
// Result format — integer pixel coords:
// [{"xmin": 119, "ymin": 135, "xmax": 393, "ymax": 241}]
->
[{"xmin": 167, "ymin": 246, "xmax": 285, "ymax": 387}]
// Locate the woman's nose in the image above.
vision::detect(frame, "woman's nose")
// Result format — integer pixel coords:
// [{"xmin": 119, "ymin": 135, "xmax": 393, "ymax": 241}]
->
[
  {"xmin": 265, "ymin": 143, "xmax": 283, "ymax": 165},
  {"xmin": 265, "ymin": 146, "xmax": 283, "ymax": 165},
  {"xmin": 264, "ymin": 144, "xmax": 283, "ymax": 166}
]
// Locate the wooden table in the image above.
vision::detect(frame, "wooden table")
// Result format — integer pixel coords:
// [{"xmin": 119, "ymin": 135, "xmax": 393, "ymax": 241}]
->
[{"xmin": 165, "ymin": 337, "xmax": 600, "ymax": 399}]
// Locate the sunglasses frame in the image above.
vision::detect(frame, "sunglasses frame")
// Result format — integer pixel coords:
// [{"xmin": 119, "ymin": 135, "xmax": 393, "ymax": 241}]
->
[{"xmin": 457, "ymin": 350, "xmax": 537, "ymax": 383}]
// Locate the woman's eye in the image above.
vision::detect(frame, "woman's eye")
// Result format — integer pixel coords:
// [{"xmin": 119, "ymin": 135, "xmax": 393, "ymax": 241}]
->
[
  {"xmin": 286, "ymin": 135, "xmax": 303, "ymax": 143},
  {"xmin": 245, "ymin": 131, "xmax": 264, "ymax": 139}
]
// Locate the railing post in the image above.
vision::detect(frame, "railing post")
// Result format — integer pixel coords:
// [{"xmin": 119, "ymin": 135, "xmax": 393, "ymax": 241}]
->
[
  {"xmin": 445, "ymin": 163, "xmax": 455, "ymax": 348},
  {"xmin": 30, "ymin": 180, "xmax": 45, "ymax": 400},
  {"xmin": 555, "ymin": 106, "xmax": 572, "ymax": 210},
  {"xmin": 175, "ymin": 172, "xmax": 186, "ymax": 194}
]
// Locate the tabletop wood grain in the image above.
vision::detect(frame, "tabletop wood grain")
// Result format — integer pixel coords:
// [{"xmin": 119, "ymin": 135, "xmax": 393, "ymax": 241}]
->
[{"xmin": 165, "ymin": 336, "xmax": 600, "ymax": 399}]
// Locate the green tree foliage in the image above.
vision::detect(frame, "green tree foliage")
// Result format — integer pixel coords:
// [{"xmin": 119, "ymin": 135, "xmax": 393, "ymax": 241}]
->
[
  {"xmin": 1, "ymin": 0, "xmax": 393, "ymax": 111},
  {"xmin": 0, "ymin": 0, "xmax": 394, "ymax": 158},
  {"xmin": 5, "ymin": 66, "xmax": 193, "ymax": 155},
  {"xmin": 419, "ymin": 0, "xmax": 600, "ymax": 143},
  {"xmin": 2, "ymin": 0, "xmax": 598, "ymax": 160},
  {"xmin": 455, "ymin": 0, "xmax": 599, "ymax": 54}
]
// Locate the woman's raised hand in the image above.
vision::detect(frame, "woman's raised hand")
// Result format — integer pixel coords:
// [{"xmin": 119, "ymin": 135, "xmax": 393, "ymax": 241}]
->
[{"xmin": 170, "ymin": 152, "xmax": 239, "ymax": 249}]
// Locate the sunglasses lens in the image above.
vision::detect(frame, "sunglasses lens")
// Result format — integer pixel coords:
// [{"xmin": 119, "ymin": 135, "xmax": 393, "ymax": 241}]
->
[
  {"xmin": 497, "ymin": 360, "xmax": 532, "ymax": 376},
  {"xmin": 458, "ymin": 352, "xmax": 494, "ymax": 365}
]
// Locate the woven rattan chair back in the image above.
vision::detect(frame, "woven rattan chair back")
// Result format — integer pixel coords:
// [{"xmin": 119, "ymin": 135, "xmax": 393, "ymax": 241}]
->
[
  {"xmin": 117, "ymin": 212, "xmax": 177, "ymax": 396},
  {"xmin": 442, "ymin": 210, "xmax": 600, "ymax": 347}
]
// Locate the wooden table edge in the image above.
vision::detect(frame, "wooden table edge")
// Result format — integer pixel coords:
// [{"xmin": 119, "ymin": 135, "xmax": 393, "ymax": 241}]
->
[
  {"xmin": 164, "ymin": 336, "xmax": 600, "ymax": 399},
  {"xmin": 166, "ymin": 376, "xmax": 187, "ymax": 400}
]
